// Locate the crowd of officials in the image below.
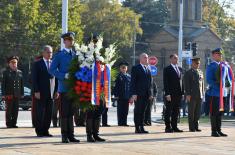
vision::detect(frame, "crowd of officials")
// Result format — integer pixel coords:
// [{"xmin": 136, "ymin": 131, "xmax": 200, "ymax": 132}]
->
[{"xmin": 1, "ymin": 32, "xmax": 232, "ymax": 144}]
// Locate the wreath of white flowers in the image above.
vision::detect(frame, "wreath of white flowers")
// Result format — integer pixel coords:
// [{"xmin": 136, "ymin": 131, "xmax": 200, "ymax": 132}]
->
[{"xmin": 74, "ymin": 36, "xmax": 116, "ymax": 68}]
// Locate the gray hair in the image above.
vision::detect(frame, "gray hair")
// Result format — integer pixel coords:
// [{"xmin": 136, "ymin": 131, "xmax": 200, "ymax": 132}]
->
[
  {"xmin": 139, "ymin": 53, "xmax": 148, "ymax": 59},
  {"xmin": 42, "ymin": 45, "xmax": 53, "ymax": 52}
]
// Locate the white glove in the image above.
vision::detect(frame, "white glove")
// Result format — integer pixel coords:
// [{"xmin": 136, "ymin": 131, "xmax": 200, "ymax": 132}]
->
[{"xmin": 65, "ymin": 73, "xmax": 69, "ymax": 79}]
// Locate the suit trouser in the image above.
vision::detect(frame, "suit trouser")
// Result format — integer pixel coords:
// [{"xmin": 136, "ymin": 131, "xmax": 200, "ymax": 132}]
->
[
  {"xmin": 102, "ymin": 107, "xmax": 108, "ymax": 125},
  {"xmin": 188, "ymin": 98, "xmax": 201, "ymax": 130},
  {"xmin": 52, "ymin": 97, "xmax": 61, "ymax": 127},
  {"xmin": 117, "ymin": 99, "xmax": 129, "ymax": 125},
  {"xmin": 209, "ymin": 96, "xmax": 224, "ymax": 132},
  {"xmin": 60, "ymin": 93, "xmax": 75, "ymax": 139},
  {"xmin": 164, "ymin": 95, "xmax": 181, "ymax": 130},
  {"xmin": 5, "ymin": 97, "xmax": 19, "ymax": 127},
  {"xmin": 134, "ymin": 95, "xmax": 149, "ymax": 127},
  {"xmin": 144, "ymin": 100, "xmax": 153, "ymax": 124},
  {"xmin": 35, "ymin": 97, "xmax": 52, "ymax": 135}
]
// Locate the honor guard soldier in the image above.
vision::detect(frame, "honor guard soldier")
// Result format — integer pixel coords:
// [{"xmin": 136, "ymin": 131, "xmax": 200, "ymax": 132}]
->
[
  {"xmin": 184, "ymin": 57, "xmax": 204, "ymax": 132},
  {"xmin": 1, "ymin": 56, "xmax": 24, "ymax": 128},
  {"xmin": 113, "ymin": 61, "xmax": 131, "ymax": 126},
  {"xmin": 49, "ymin": 32, "xmax": 80, "ymax": 143},
  {"xmin": 206, "ymin": 48, "xmax": 228, "ymax": 137}
]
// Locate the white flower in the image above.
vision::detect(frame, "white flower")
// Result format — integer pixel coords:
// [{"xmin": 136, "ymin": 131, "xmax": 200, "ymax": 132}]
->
[
  {"xmin": 80, "ymin": 44, "xmax": 88, "ymax": 53},
  {"xmin": 85, "ymin": 56, "xmax": 94, "ymax": 64},
  {"xmin": 78, "ymin": 55, "xmax": 85, "ymax": 61},
  {"xmin": 96, "ymin": 56, "xmax": 104, "ymax": 62},
  {"xmin": 74, "ymin": 43, "xmax": 81, "ymax": 52}
]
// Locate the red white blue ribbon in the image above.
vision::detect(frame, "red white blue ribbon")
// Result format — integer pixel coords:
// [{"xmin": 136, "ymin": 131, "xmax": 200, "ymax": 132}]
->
[
  {"xmin": 219, "ymin": 62, "xmax": 234, "ymax": 112},
  {"xmin": 91, "ymin": 61, "xmax": 111, "ymax": 107}
]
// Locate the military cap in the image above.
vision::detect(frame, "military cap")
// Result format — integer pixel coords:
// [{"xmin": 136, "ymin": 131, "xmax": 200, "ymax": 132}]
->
[
  {"xmin": 61, "ymin": 32, "xmax": 75, "ymax": 40},
  {"xmin": 191, "ymin": 56, "xmax": 200, "ymax": 61},
  {"xmin": 7, "ymin": 56, "xmax": 19, "ymax": 63},
  {"xmin": 119, "ymin": 61, "xmax": 129, "ymax": 67},
  {"xmin": 211, "ymin": 48, "xmax": 223, "ymax": 54}
]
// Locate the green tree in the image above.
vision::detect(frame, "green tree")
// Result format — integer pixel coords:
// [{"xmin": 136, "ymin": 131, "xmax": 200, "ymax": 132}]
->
[
  {"xmin": 203, "ymin": 0, "xmax": 235, "ymax": 40},
  {"xmin": 123, "ymin": 0, "xmax": 168, "ymax": 40},
  {"xmin": 80, "ymin": 0, "xmax": 142, "ymax": 48},
  {"xmin": 0, "ymin": 0, "xmax": 84, "ymax": 69}
]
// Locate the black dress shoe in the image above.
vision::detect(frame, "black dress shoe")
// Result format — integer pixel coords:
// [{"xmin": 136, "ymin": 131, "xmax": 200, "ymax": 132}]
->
[
  {"xmin": 218, "ymin": 131, "xmax": 228, "ymax": 137},
  {"xmin": 93, "ymin": 135, "xmax": 106, "ymax": 142},
  {"xmin": 12, "ymin": 125, "xmax": 18, "ymax": 128},
  {"xmin": 135, "ymin": 126, "xmax": 142, "ymax": 134},
  {"xmin": 140, "ymin": 126, "xmax": 149, "ymax": 134},
  {"xmin": 7, "ymin": 126, "xmax": 13, "ymax": 128},
  {"xmin": 173, "ymin": 128, "xmax": 183, "ymax": 132},
  {"xmin": 68, "ymin": 137, "xmax": 80, "ymax": 143},
  {"xmin": 165, "ymin": 128, "xmax": 173, "ymax": 133},
  {"xmin": 87, "ymin": 135, "xmax": 95, "ymax": 142},
  {"xmin": 195, "ymin": 129, "xmax": 202, "ymax": 132},
  {"xmin": 211, "ymin": 131, "xmax": 220, "ymax": 137},
  {"xmin": 102, "ymin": 124, "xmax": 111, "ymax": 127},
  {"xmin": 44, "ymin": 133, "xmax": 53, "ymax": 137},
  {"xmin": 62, "ymin": 137, "xmax": 69, "ymax": 143},
  {"xmin": 37, "ymin": 134, "xmax": 44, "ymax": 137}
]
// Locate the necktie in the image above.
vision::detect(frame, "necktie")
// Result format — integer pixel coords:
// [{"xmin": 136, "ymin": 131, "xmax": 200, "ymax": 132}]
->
[
  {"xmin": 175, "ymin": 66, "xmax": 180, "ymax": 77},
  {"xmin": 144, "ymin": 66, "xmax": 148, "ymax": 74},
  {"xmin": 46, "ymin": 60, "xmax": 50, "ymax": 70},
  {"xmin": 69, "ymin": 50, "xmax": 72, "ymax": 56}
]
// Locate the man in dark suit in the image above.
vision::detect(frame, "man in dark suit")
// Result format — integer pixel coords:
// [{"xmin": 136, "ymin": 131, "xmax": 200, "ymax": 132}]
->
[
  {"xmin": 163, "ymin": 54, "xmax": 184, "ymax": 133},
  {"xmin": 130, "ymin": 53, "xmax": 153, "ymax": 134},
  {"xmin": 32, "ymin": 45, "xmax": 58, "ymax": 137}
]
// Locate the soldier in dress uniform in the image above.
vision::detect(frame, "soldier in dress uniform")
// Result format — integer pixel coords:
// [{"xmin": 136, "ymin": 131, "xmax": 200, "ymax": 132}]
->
[
  {"xmin": 184, "ymin": 57, "xmax": 204, "ymax": 132},
  {"xmin": 206, "ymin": 48, "xmax": 228, "ymax": 137},
  {"xmin": 1, "ymin": 56, "xmax": 24, "ymax": 128},
  {"xmin": 49, "ymin": 32, "xmax": 80, "ymax": 143},
  {"xmin": 113, "ymin": 61, "xmax": 131, "ymax": 126}
]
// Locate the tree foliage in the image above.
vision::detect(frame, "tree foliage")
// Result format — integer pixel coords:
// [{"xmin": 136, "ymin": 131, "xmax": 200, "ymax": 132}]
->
[
  {"xmin": 123, "ymin": 0, "xmax": 168, "ymax": 40},
  {"xmin": 0, "ymin": 0, "xmax": 84, "ymax": 69},
  {"xmin": 202, "ymin": 0, "xmax": 235, "ymax": 40},
  {"xmin": 80, "ymin": 0, "xmax": 142, "ymax": 48}
]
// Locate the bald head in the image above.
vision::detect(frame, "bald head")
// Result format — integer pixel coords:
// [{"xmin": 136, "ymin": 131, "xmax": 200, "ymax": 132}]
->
[{"xmin": 139, "ymin": 53, "xmax": 148, "ymax": 65}]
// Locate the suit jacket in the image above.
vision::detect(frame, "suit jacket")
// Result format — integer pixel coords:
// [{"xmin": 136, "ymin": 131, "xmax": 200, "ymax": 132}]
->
[
  {"xmin": 1, "ymin": 68, "xmax": 24, "ymax": 97},
  {"xmin": 130, "ymin": 64, "xmax": 152, "ymax": 97},
  {"xmin": 184, "ymin": 68, "xmax": 204, "ymax": 99},
  {"xmin": 32, "ymin": 59, "xmax": 57, "ymax": 100},
  {"xmin": 163, "ymin": 65, "xmax": 184, "ymax": 97}
]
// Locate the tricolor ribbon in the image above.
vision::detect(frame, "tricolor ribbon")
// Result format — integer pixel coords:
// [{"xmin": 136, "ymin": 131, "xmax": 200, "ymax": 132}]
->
[
  {"xmin": 219, "ymin": 62, "xmax": 234, "ymax": 112},
  {"xmin": 91, "ymin": 61, "xmax": 111, "ymax": 107}
]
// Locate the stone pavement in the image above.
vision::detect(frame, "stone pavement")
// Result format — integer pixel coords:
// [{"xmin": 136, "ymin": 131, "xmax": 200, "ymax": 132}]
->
[{"xmin": 0, "ymin": 122, "xmax": 235, "ymax": 155}]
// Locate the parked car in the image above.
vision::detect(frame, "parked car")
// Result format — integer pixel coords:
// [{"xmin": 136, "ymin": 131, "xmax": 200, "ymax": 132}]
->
[{"xmin": 0, "ymin": 86, "xmax": 32, "ymax": 111}]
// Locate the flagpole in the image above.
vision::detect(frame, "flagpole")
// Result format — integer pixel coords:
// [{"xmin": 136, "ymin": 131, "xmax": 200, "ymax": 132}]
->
[
  {"xmin": 61, "ymin": 0, "xmax": 68, "ymax": 49},
  {"xmin": 178, "ymin": 0, "xmax": 183, "ymax": 67}
]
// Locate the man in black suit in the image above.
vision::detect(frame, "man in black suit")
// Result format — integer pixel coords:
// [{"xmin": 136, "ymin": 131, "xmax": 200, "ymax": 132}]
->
[
  {"xmin": 163, "ymin": 54, "xmax": 184, "ymax": 133},
  {"xmin": 32, "ymin": 45, "xmax": 58, "ymax": 137},
  {"xmin": 130, "ymin": 53, "xmax": 153, "ymax": 134}
]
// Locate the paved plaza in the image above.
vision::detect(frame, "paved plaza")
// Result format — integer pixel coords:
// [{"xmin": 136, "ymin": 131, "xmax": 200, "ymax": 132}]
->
[{"xmin": 0, "ymin": 106, "xmax": 235, "ymax": 155}]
